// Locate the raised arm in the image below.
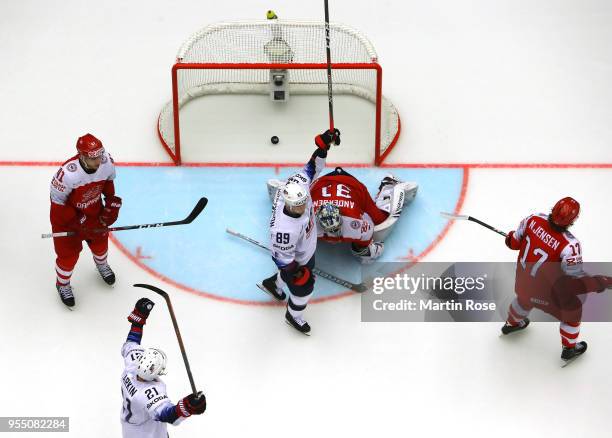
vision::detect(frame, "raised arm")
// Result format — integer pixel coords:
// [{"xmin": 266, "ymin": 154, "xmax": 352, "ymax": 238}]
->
[
  {"xmin": 291, "ymin": 129, "xmax": 340, "ymax": 187},
  {"xmin": 121, "ymin": 298, "xmax": 155, "ymax": 359}
]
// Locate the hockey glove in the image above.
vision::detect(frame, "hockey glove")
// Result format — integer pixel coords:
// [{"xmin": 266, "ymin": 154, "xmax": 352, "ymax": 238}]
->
[
  {"xmin": 593, "ymin": 275, "xmax": 612, "ymax": 292},
  {"xmin": 128, "ymin": 297, "xmax": 155, "ymax": 326},
  {"xmin": 177, "ymin": 392, "xmax": 207, "ymax": 417},
  {"xmin": 292, "ymin": 266, "xmax": 312, "ymax": 287},
  {"xmin": 75, "ymin": 214, "xmax": 107, "ymax": 240},
  {"xmin": 315, "ymin": 128, "xmax": 341, "ymax": 150},
  {"xmin": 505, "ymin": 231, "xmax": 520, "ymax": 250},
  {"xmin": 100, "ymin": 195, "xmax": 122, "ymax": 226},
  {"xmin": 351, "ymin": 242, "xmax": 384, "ymax": 264}
]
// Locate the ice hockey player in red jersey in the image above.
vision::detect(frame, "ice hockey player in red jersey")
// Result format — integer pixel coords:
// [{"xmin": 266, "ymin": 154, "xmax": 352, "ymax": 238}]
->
[
  {"xmin": 310, "ymin": 169, "xmax": 417, "ymax": 264},
  {"xmin": 501, "ymin": 197, "xmax": 612, "ymax": 364},
  {"xmin": 49, "ymin": 134, "xmax": 122, "ymax": 307}
]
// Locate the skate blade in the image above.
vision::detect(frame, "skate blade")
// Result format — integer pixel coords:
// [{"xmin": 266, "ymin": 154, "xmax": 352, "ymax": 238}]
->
[
  {"xmin": 561, "ymin": 356, "xmax": 583, "ymax": 368},
  {"xmin": 256, "ymin": 283, "xmax": 285, "ymax": 301},
  {"xmin": 285, "ymin": 319, "xmax": 311, "ymax": 336}
]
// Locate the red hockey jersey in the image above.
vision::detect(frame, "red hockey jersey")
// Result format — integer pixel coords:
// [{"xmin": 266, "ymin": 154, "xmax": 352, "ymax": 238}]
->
[
  {"xmin": 310, "ymin": 174, "xmax": 388, "ymax": 245},
  {"xmin": 507, "ymin": 213, "xmax": 588, "ymax": 321}
]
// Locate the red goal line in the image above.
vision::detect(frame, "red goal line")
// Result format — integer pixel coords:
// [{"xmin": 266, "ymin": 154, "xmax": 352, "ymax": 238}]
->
[{"xmin": 1, "ymin": 161, "xmax": 612, "ymax": 169}]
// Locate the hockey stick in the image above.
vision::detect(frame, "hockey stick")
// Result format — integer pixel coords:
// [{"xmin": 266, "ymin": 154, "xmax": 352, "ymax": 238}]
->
[
  {"xmin": 323, "ymin": 0, "xmax": 335, "ymax": 132},
  {"xmin": 440, "ymin": 211, "xmax": 507, "ymax": 237},
  {"xmin": 226, "ymin": 228, "xmax": 367, "ymax": 293},
  {"xmin": 133, "ymin": 283, "xmax": 199, "ymax": 395},
  {"xmin": 42, "ymin": 197, "xmax": 208, "ymax": 238}
]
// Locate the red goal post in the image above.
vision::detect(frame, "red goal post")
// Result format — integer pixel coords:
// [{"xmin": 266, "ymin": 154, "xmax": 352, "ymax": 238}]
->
[{"xmin": 157, "ymin": 21, "xmax": 401, "ymax": 166}]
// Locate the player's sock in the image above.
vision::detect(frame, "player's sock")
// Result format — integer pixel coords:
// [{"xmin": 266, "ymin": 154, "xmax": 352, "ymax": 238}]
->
[
  {"xmin": 560, "ymin": 321, "xmax": 581, "ymax": 348},
  {"xmin": 55, "ymin": 262, "xmax": 73, "ymax": 288}
]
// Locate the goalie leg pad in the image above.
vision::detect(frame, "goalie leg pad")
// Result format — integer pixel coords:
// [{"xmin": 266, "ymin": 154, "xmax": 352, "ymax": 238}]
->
[
  {"xmin": 267, "ymin": 178, "xmax": 285, "ymax": 203},
  {"xmin": 373, "ymin": 181, "xmax": 418, "ymax": 242}
]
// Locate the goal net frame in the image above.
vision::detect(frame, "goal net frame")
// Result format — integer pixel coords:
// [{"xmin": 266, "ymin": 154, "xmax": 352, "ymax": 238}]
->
[{"xmin": 157, "ymin": 21, "xmax": 401, "ymax": 166}]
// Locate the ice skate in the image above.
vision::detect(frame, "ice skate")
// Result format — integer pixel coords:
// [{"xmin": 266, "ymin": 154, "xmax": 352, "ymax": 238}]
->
[
  {"xmin": 501, "ymin": 318, "xmax": 530, "ymax": 335},
  {"xmin": 256, "ymin": 274, "xmax": 286, "ymax": 301},
  {"xmin": 56, "ymin": 284, "xmax": 75, "ymax": 308},
  {"xmin": 96, "ymin": 263, "xmax": 116, "ymax": 285},
  {"xmin": 285, "ymin": 311, "xmax": 311, "ymax": 335},
  {"xmin": 561, "ymin": 341, "xmax": 587, "ymax": 367}
]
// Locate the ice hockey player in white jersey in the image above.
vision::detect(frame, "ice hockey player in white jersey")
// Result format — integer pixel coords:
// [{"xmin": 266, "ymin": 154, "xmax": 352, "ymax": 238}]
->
[
  {"xmin": 258, "ymin": 129, "xmax": 341, "ymax": 334},
  {"xmin": 121, "ymin": 298, "xmax": 206, "ymax": 437}
]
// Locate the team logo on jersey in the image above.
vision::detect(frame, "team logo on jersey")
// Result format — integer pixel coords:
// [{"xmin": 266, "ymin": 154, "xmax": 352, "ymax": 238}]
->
[
  {"xmin": 76, "ymin": 186, "xmax": 103, "ymax": 209},
  {"xmin": 350, "ymin": 220, "xmax": 360, "ymax": 230},
  {"xmin": 67, "ymin": 163, "xmax": 77, "ymax": 172}
]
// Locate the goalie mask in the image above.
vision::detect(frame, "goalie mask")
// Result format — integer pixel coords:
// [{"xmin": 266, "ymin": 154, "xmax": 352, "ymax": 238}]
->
[
  {"xmin": 136, "ymin": 348, "xmax": 167, "ymax": 381},
  {"xmin": 316, "ymin": 203, "xmax": 342, "ymax": 233}
]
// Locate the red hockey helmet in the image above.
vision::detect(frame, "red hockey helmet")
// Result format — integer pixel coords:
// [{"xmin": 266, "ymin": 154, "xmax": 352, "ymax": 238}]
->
[
  {"xmin": 550, "ymin": 197, "xmax": 580, "ymax": 227},
  {"xmin": 76, "ymin": 134, "xmax": 104, "ymax": 158}
]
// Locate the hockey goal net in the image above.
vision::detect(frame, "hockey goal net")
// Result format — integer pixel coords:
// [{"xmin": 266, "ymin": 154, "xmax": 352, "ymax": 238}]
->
[{"xmin": 158, "ymin": 20, "xmax": 400, "ymax": 165}]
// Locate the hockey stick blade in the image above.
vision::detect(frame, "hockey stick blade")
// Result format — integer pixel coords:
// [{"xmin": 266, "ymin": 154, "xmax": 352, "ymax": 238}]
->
[
  {"xmin": 440, "ymin": 211, "xmax": 507, "ymax": 237},
  {"xmin": 180, "ymin": 197, "xmax": 209, "ymax": 224},
  {"xmin": 133, "ymin": 283, "xmax": 199, "ymax": 395},
  {"xmin": 42, "ymin": 197, "xmax": 208, "ymax": 238},
  {"xmin": 440, "ymin": 211, "xmax": 469, "ymax": 220},
  {"xmin": 133, "ymin": 283, "xmax": 169, "ymax": 298},
  {"xmin": 226, "ymin": 228, "xmax": 367, "ymax": 293}
]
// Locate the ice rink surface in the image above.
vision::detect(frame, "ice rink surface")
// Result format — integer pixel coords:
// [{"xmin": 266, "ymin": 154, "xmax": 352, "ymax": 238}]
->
[{"xmin": 1, "ymin": 1, "xmax": 611, "ymax": 437}]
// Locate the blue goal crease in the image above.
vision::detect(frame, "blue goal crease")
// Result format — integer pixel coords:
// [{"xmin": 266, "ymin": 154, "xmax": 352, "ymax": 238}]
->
[{"xmin": 113, "ymin": 167, "xmax": 464, "ymax": 302}]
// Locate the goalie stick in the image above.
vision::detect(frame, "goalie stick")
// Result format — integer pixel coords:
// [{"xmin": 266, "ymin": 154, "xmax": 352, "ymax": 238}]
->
[
  {"xmin": 42, "ymin": 197, "xmax": 208, "ymax": 238},
  {"xmin": 440, "ymin": 211, "xmax": 507, "ymax": 237},
  {"xmin": 133, "ymin": 283, "xmax": 200, "ymax": 396},
  {"xmin": 226, "ymin": 228, "xmax": 367, "ymax": 293}
]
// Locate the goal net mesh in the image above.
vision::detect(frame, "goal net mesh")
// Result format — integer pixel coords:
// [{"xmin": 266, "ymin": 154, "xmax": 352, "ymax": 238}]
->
[{"xmin": 158, "ymin": 21, "xmax": 400, "ymax": 164}]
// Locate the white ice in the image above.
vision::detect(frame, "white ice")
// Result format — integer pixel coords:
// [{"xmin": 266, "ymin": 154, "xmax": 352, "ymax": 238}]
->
[{"xmin": 1, "ymin": 1, "xmax": 611, "ymax": 437}]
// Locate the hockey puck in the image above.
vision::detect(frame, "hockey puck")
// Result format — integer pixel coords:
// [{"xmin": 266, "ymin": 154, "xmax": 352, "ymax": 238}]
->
[{"xmin": 271, "ymin": 136, "xmax": 279, "ymax": 145}]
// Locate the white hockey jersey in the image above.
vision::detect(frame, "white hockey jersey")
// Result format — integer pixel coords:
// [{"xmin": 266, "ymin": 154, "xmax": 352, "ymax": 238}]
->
[
  {"xmin": 269, "ymin": 153, "xmax": 325, "ymax": 268},
  {"xmin": 120, "ymin": 342, "xmax": 182, "ymax": 438},
  {"xmin": 50, "ymin": 152, "xmax": 116, "ymax": 212}
]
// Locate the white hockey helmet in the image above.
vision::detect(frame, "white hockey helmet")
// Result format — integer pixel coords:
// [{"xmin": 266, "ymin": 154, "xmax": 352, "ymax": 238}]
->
[
  {"xmin": 136, "ymin": 348, "xmax": 167, "ymax": 381},
  {"xmin": 316, "ymin": 203, "xmax": 342, "ymax": 233},
  {"xmin": 282, "ymin": 182, "xmax": 308, "ymax": 208}
]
